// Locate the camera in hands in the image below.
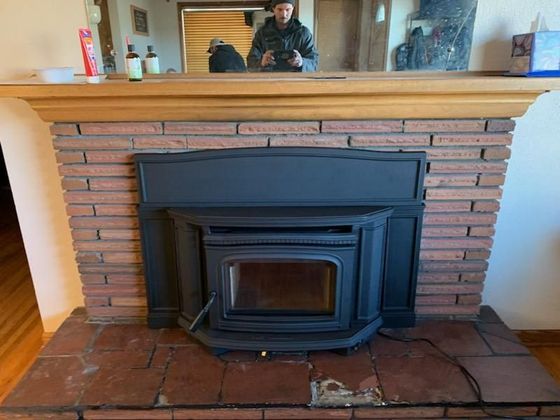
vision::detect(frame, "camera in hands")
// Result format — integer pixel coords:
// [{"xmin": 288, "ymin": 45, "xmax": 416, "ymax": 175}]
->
[{"xmin": 273, "ymin": 50, "xmax": 295, "ymax": 63}]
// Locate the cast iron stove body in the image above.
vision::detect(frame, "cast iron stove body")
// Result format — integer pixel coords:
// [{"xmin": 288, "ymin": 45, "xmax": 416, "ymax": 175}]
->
[{"xmin": 135, "ymin": 148, "xmax": 425, "ymax": 352}]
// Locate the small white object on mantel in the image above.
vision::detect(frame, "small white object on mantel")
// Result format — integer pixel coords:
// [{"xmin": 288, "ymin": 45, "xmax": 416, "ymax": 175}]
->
[{"xmin": 34, "ymin": 67, "xmax": 74, "ymax": 83}]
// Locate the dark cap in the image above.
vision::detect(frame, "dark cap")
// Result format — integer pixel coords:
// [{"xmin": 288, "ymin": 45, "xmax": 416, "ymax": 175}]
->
[{"xmin": 271, "ymin": 0, "xmax": 295, "ymax": 7}]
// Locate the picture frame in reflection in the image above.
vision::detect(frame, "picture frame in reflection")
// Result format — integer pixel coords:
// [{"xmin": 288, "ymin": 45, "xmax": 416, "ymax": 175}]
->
[{"xmin": 131, "ymin": 5, "xmax": 149, "ymax": 36}]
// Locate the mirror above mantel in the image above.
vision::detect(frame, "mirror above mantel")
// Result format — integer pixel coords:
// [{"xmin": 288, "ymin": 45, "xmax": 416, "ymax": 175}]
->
[{"xmin": 88, "ymin": 0, "xmax": 478, "ymax": 75}]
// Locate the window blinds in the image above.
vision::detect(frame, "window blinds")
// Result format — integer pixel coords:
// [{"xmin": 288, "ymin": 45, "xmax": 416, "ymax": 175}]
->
[{"xmin": 183, "ymin": 10, "xmax": 254, "ymax": 73}]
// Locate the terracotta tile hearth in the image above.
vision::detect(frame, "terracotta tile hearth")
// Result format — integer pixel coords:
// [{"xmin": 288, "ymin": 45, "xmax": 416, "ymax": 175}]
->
[{"xmin": 2, "ymin": 307, "xmax": 560, "ymax": 419}]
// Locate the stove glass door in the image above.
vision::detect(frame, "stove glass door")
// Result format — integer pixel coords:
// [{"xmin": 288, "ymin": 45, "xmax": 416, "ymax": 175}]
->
[{"xmin": 226, "ymin": 259, "xmax": 336, "ymax": 315}]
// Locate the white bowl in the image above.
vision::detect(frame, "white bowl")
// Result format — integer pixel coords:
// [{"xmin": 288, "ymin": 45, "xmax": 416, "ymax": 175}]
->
[{"xmin": 34, "ymin": 67, "xmax": 74, "ymax": 83}]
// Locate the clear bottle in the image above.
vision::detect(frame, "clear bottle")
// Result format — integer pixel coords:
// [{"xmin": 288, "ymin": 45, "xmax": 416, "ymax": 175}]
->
[
  {"xmin": 125, "ymin": 44, "xmax": 143, "ymax": 81},
  {"xmin": 145, "ymin": 45, "xmax": 160, "ymax": 74}
]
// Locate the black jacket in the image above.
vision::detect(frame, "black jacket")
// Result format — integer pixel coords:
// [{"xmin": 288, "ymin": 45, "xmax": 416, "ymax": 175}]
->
[
  {"xmin": 209, "ymin": 45, "xmax": 247, "ymax": 73},
  {"xmin": 247, "ymin": 16, "xmax": 318, "ymax": 72}
]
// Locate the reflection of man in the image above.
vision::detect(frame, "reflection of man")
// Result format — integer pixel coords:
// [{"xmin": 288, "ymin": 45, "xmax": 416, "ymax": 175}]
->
[
  {"xmin": 247, "ymin": 0, "xmax": 318, "ymax": 72},
  {"xmin": 207, "ymin": 38, "xmax": 247, "ymax": 73}
]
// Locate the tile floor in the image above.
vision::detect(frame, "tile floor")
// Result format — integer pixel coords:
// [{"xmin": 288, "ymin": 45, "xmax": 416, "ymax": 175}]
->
[{"xmin": 2, "ymin": 306, "xmax": 560, "ymax": 419}]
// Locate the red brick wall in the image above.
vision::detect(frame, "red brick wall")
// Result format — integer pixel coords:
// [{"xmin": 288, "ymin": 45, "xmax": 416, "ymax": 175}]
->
[{"xmin": 50, "ymin": 118, "xmax": 516, "ymax": 320}]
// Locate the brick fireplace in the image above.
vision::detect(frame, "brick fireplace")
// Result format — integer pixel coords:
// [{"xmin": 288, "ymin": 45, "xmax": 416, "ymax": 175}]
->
[
  {"xmin": 3, "ymin": 74, "xmax": 560, "ymax": 418},
  {"xmin": 51, "ymin": 117, "xmax": 513, "ymax": 322}
]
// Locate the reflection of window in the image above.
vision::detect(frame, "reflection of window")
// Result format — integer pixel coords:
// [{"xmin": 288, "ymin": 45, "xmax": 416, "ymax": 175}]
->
[{"xmin": 182, "ymin": 10, "xmax": 256, "ymax": 73}]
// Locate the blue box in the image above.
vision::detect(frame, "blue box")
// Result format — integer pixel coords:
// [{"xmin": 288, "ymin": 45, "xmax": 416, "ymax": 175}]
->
[{"xmin": 509, "ymin": 31, "xmax": 560, "ymax": 77}]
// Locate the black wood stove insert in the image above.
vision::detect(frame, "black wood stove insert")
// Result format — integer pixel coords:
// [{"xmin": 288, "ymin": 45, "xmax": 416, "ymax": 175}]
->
[{"xmin": 136, "ymin": 148, "xmax": 425, "ymax": 352}]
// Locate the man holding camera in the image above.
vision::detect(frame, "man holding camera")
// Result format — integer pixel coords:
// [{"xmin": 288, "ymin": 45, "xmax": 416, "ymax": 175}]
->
[{"xmin": 247, "ymin": 0, "xmax": 318, "ymax": 72}]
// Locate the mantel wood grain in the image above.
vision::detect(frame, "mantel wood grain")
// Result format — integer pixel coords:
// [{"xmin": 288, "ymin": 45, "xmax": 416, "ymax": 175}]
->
[{"xmin": 0, "ymin": 72, "xmax": 558, "ymax": 122}]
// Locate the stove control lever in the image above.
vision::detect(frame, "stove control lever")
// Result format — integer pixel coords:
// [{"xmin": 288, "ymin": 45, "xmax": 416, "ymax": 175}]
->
[{"xmin": 189, "ymin": 291, "xmax": 217, "ymax": 333}]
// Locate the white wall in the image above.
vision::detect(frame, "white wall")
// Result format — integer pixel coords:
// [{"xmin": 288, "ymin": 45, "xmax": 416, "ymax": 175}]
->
[
  {"xmin": 151, "ymin": 0, "xmax": 183, "ymax": 72},
  {"xmin": 482, "ymin": 92, "xmax": 560, "ymax": 329},
  {"xmin": 470, "ymin": 0, "xmax": 560, "ymax": 329},
  {"xmin": 0, "ymin": 0, "xmax": 87, "ymax": 332}
]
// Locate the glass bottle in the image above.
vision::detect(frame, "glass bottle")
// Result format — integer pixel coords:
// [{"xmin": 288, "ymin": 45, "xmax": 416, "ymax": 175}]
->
[
  {"xmin": 125, "ymin": 44, "xmax": 143, "ymax": 81},
  {"xmin": 145, "ymin": 45, "xmax": 160, "ymax": 74}
]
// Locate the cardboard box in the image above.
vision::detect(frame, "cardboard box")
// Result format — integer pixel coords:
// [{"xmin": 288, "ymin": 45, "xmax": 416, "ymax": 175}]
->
[{"xmin": 509, "ymin": 31, "xmax": 560, "ymax": 77}]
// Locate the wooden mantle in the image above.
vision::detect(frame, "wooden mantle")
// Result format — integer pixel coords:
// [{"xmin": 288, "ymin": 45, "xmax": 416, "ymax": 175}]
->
[{"xmin": 0, "ymin": 72, "xmax": 558, "ymax": 122}]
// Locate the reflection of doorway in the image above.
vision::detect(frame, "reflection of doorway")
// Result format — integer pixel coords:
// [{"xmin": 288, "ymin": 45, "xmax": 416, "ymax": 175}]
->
[
  {"xmin": 368, "ymin": 0, "xmax": 390, "ymax": 71},
  {"xmin": 315, "ymin": 0, "xmax": 390, "ymax": 71},
  {"xmin": 95, "ymin": 0, "xmax": 116, "ymax": 73},
  {"xmin": 315, "ymin": 0, "xmax": 360, "ymax": 71},
  {"xmin": 0, "ymin": 147, "xmax": 44, "ymax": 402}
]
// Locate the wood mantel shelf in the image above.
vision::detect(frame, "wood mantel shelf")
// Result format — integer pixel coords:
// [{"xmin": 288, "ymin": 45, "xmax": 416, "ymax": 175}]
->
[{"xmin": 1, "ymin": 72, "xmax": 559, "ymax": 122}]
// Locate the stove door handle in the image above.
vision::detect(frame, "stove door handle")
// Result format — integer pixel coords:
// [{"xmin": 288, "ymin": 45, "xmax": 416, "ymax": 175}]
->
[{"xmin": 189, "ymin": 291, "xmax": 217, "ymax": 333}]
